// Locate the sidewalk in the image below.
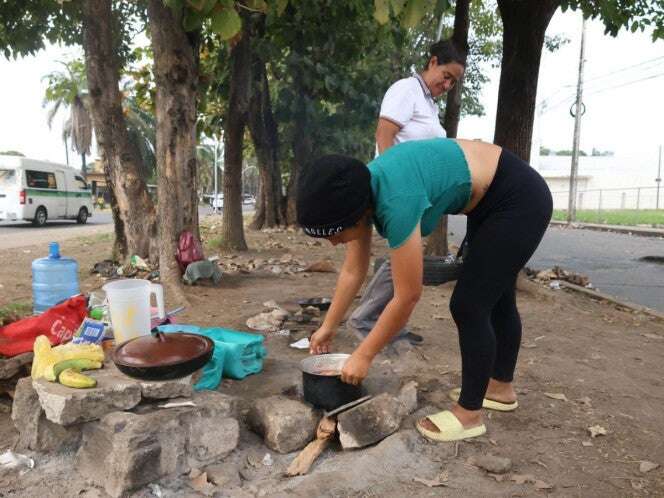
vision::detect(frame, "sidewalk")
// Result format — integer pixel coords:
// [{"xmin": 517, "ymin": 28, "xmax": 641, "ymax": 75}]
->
[{"xmin": 550, "ymin": 220, "xmax": 664, "ymax": 238}]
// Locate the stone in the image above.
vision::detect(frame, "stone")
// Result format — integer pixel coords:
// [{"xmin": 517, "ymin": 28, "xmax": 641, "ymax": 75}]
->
[
  {"xmin": 11, "ymin": 377, "xmax": 82, "ymax": 452},
  {"xmin": 397, "ymin": 381, "xmax": 418, "ymax": 416},
  {"xmin": 183, "ymin": 392, "xmax": 240, "ymax": 466},
  {"xmin": 139, "ymin": 375, "xmax": 193, "ymax": 399},
  {"xmin": 77, "ymin": 410, "xmax": 187, "ymax": 498},
  {"xmin": 76, "ymin": 395, "xmax": 240, "ymax": 497},
  {"xmin": 33, "ymin": 367, "xmax": 142, "ymax": 425},
  {"xmin": 247, "ymin": 395, "xmax": 318, "ymax": 454},
  {"xmin": 205, "ymin": 463, "xmax": 242, "ymax": 488},
  {"xmin": 337, "ymin": 393, "xmax": 403, "ymax": 449},
  {"xmin": 0, "ymin": 352, "xmax": 33, "ymax": 380},
  {"xmin": 471, "ymin": 454, "xmax": 513, "ymax": 474}
]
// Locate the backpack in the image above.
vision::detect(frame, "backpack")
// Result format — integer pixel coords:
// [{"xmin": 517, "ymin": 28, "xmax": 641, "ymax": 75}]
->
[{"xmin": 176, "ymin": 231, "xmax": 205, "ymax": 272}]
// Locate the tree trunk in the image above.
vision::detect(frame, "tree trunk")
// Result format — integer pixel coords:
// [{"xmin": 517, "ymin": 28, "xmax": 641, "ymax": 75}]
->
[
  {"xmin": 494, "ymin": 0, "xmax": 559, "ymax": 161},
  {"xmin": 220, "ymin": 15, "xmax": 252, "ymax": 250},
  {"xmin": 80, "ymin": 0, "xmax": 157, "ymax": 262},
  {"xmin": 286, "ymin": 95, "xmax": 312, "ymax": 226},
  {"xmin": 247, "ymin": 22, "xmax": 283, "ymax": 230},
  {"xmin": 147, "ymin": 0, "xmax": 200, "ymax": 301},
  {"xmin": 425, "ymin": 0, "xmax": 470, "ymax": 257}
]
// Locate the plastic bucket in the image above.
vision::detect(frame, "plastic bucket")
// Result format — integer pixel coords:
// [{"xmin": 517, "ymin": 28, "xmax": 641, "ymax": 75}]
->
[{"xmin": 103, "ymin": 279, "xmax": 165, "ymax": 344}]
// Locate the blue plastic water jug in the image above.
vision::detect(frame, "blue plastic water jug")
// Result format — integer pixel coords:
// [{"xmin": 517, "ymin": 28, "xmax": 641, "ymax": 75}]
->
[{"xmin": 32, "ymin": 242, "xmax": 80, "ymax": 314}]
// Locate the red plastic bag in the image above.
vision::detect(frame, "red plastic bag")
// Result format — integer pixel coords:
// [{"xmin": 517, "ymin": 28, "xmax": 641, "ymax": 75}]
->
[
  {"xmin": 176, "ymin": 230, "xmax": 204, "ymax": 272},
  {"xmin": 0, "ymin": 295, "xmax": 88, "ymax": 357}
]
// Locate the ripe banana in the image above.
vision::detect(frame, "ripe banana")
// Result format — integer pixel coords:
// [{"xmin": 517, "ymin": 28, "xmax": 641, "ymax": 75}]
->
[{"xmin": 58, "ymin": 368, "xmax": 97, "ymax": 389}]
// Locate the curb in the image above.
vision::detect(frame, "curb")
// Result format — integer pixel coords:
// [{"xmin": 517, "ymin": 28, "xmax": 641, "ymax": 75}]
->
[
  {"xmin": 549, "ymin": 220, "xmax": 664, "ymax": 238},
  {"xmin": 559, "ymin": 281, "xmax": 664, "ymax": 322}
]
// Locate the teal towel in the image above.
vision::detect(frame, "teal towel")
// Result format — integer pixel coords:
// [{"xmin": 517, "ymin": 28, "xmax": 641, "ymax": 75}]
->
[{"xmin": 158, "ymin": 324, "xmax": 267, "ymax": 390}]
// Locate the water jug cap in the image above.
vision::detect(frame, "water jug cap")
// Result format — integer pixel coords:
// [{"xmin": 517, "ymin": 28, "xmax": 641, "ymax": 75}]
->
[{"xmin": 48, "ymin": 242, "xmax": 60, "ymax": 259}]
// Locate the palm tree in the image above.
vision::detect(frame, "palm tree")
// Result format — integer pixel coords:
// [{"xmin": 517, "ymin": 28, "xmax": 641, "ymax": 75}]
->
[
  {"xmin": 122, "ymin": 94, "xmax": 157, "ymax": 182},
  {"xmin": 42, "ymin": 59, "xmax": 92, "ymax": 175}
]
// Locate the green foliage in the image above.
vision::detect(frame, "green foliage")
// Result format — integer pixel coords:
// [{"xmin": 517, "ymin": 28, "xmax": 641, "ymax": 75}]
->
[
  {"xmin": 0, "ymin": 302, "xmax": 31, "ymax": 326},
  {"xmin": 0, "ymin": 150, "xmax": 25, "ymax": 156},
  {"xmin": 0, "ymin": 1, "xmax": 144, "ymax": 61},
  {"xmin": 561, "ymin": 0, "xmax": 664, "ymax": 40},
  {"xmin": 552, "ymin": 209, "xmax": 664, "ymax": 226}
]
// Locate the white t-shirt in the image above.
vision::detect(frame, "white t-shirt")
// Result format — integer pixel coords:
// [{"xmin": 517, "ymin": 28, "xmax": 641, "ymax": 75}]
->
[{"xmin": 379, "ymin": 75, "xmax": 446, "ymax": 145}]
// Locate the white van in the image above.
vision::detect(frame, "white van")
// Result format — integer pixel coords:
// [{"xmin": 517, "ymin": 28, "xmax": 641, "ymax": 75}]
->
[{"xmin": 0, "ymin": 156, "xmax": 93, "ymax": 226}]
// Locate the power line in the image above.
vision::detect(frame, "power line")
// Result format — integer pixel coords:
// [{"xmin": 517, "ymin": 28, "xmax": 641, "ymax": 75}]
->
[
  {"xmin": 584, "ymin": 71, "xmax": 664, "ymax": 96},
  {"xmin": 582, "ymin": 55, "xmax": 664, "ymax": 84}
]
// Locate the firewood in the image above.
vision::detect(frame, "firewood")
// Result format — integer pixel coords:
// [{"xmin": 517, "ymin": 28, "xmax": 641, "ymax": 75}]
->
[{"xmin": 285, "ymin": 416, "xmax": 337, "ymax": 477}]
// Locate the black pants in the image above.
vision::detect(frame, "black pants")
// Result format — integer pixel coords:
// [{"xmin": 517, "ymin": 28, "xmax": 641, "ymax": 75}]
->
[{"xmin": 450, "ymin": 149, "xmax": 552, "ymax": 410}]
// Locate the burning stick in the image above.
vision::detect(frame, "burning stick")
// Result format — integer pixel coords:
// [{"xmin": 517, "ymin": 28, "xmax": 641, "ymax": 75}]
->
[{"xmin": 285, "ymin": 416, "xmax": 337, "ymax": 476}]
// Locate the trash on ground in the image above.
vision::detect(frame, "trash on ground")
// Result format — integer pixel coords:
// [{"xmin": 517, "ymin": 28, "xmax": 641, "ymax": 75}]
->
[
  {"xmin": 588, "ymin": 424, "xmax": 608, "ymax": 438},
  {"xmin": 0, "ymin": 450, "xmax": 34, "ymax": 475},
  {"xmin": 290, "ymin": 338, "xmax": 310, "ymax": 350},
  {"xmin": 158, "ymin": 400, "xmax": 198, "ymax": 409},
  {"xmin": 247, "ymin": 308, "xmax": 290, "ymax": 332}
]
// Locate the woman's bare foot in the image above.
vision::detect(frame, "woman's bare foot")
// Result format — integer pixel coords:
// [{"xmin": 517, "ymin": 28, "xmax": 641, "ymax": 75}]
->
[
  {"xmin": 418, "ymin": 404, "xmax": 483, "ymax": 433},
  {"xmin": 485, "ymin": 378, "xmax": 517, "ymax": 404}
]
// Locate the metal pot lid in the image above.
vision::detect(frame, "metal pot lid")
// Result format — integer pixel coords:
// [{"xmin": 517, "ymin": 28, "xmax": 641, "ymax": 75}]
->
[{"xmin": 114, "ymin": 331, "xmax": 214, "ymax": 368}]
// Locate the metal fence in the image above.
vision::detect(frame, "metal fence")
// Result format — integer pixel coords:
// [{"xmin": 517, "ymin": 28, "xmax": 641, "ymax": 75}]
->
[{"xmin": 550, "ymin": 186, "xmax": 663, "ymax": 212}]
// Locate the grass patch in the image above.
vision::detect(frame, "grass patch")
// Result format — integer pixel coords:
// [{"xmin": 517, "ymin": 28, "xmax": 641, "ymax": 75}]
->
[
  {"xmin": 207, "ymin": 236, "xmax": 224, "ymax": 251},
  {"xmin": 553, "ymin": 209, "xmax": 664, "ymax": 226},
  {"xmin": 0, "ymin": 302, "xmax": 32, "ymax": 326},
  {"xmin": 77, "ymin": 232, "xmax": 113, "ymax": 245}
]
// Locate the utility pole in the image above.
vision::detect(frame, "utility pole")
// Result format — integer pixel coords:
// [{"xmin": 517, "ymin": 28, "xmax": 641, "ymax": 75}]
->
[
  {"xmin": 567, "ymin": 17, "xmax": 587, "ymax": 224},
  {"xmin": 657, "ymin": 145, "xmax": 662, "ymax": 210}
]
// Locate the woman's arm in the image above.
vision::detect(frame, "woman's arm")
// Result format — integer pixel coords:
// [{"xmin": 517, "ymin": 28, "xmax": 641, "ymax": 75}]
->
[
  {"xmin": 341, "ymin": 228, "xmax": 424, "ymax": 384},
  {"xmin": 309, "ymin": 226, "xmax": 372, "ymax": 354},
  {"xmin": 375, "ymin": 118, "xmax": 401, "ymax": 154}
]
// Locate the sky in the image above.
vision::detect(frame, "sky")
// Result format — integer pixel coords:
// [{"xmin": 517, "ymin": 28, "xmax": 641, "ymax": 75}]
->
[
  {"xmin": 0, "ymin": 7, "xmax": 663, "ymax": 175},
  {"xmin": 459, "ymin": 8, "xmax": 664, "ymax": 172}
]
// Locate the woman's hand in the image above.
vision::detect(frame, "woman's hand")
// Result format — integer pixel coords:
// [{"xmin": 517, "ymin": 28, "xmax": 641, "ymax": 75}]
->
[
  {"xmin": 309, "ymin": 326, "xmax": 336, "ymax": 355},
  {"xmin": 340, "ymin": 351, "xmax": 372, "ymax": 386}
]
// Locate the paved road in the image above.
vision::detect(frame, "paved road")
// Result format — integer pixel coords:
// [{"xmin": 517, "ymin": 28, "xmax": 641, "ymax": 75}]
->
[
  {"xmin": 448, "ymin": 215, "xmax": 664, "ymax": 313},
  {"xmin": 3, "ymin": 210, "xmax": 662, "ymax": 312},
  {"xmin": 0, "ymin": 211, "xmax": 115, "ymax": 250},
  {"xmin": 0, "ymin": 205, "xmax": 253, "ymax": 251}
]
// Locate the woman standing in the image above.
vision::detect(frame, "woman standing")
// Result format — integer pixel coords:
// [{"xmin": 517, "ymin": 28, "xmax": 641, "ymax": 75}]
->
[
  {"xmin": 299, "ymin": 138, "xmax": 552, "ymax": 441},
  {"xmin": 349, "ymin": 40, "xmax": 466, "ymax": 344}
]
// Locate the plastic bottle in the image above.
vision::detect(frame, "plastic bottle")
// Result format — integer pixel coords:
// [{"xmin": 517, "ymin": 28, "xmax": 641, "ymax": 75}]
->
[{"xmin": 32, "ymin": 242, "xmax": 80, "ymax": 314}]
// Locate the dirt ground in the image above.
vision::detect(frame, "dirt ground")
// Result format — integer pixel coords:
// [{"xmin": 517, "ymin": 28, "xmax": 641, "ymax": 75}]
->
[{"xmin": 1, "ymin": 217, "xmax": 664, "ymax": 497}]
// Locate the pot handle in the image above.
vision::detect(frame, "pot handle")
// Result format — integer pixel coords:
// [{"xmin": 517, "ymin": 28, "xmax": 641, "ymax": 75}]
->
[{"xmin": 150, "ymin": 329, "xmax": 167, "ymax": 342}]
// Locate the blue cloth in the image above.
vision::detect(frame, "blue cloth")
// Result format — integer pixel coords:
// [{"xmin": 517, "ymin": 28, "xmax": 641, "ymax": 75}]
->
[{"xmin": 157, "ymin": 324, "xmax": 267, "ymax": 391}]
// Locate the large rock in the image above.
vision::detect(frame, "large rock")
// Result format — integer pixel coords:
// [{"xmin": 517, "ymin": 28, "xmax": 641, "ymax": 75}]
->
[
  {"xmin": 183, "ymin": 391, "xmax": 240, "ymax": 466},
  {"xmin": 32, "ymin": 364, "xmax": 194, "ymax": 425},
  {"xmin": 138, "ymin": 375, "xmax": 193, "ymax": 399},
  {"xmin": 11, "ymin": 377, "xmax": 82, "ymax": 452},
  {"xmin": 247, "ymin": 395, "xmax": 318, "ymax": 453},
  {"xmin": 397, "ymin": 381, "xmax": 418, "ymax": 416},
  {"xmin": 0, "ymin": 352, "xmax": 32, "ymax": 380},
  {"xmin": 77, "ymin": 392, "xmax": 240, "ymax": 498},
  {"xmin": 33, "ymin": 368, "xmax": 142, "ymax": 425},
  {"xmin": 337, "ymin": 393, "xmax": 403, "ymax": 449}
]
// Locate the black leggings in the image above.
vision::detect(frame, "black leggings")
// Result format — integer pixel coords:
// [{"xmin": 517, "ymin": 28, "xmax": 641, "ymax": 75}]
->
[{"xmin": 450, "ymin": 149, "xmax": 552, "ymax": 410}]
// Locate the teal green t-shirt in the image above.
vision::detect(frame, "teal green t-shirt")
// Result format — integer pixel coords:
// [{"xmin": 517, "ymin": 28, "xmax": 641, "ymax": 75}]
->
[{"xmin": 368, "ymin": 138, "xmax": 472, "ymax": 249}]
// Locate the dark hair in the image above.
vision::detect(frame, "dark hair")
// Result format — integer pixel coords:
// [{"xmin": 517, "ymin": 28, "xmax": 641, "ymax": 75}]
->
[{"xmin": 426, "ymin": 39, "xmax": 467, "ymax": 69}]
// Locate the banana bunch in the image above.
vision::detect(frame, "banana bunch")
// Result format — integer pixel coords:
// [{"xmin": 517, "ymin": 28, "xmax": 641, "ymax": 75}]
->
[{"xmin": 32, "ymin": 335, "xmax": 104, "ymax": 388}]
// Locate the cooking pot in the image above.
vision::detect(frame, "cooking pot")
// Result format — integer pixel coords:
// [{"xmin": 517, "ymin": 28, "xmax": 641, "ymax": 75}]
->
[
  {"xmin": 301, "ymin": 354, "xmax": 364, "ymax": 411},
  {"xmin": 113, "ymin": 330, "xmax": 214, "ymax": 381}
]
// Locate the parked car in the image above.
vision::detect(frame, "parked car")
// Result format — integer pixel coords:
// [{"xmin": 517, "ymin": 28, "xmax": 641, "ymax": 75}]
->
[
  {"xmin": 210, "ymin": 194, "xmax": 224, "ymax": 209},
  {"xmin": 242, "ymin": 194, "xmax": 256, "ymax": 205},
  {"xmin": 0, "ymin": 156, "xmax": 93, "ymax": 226}
]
